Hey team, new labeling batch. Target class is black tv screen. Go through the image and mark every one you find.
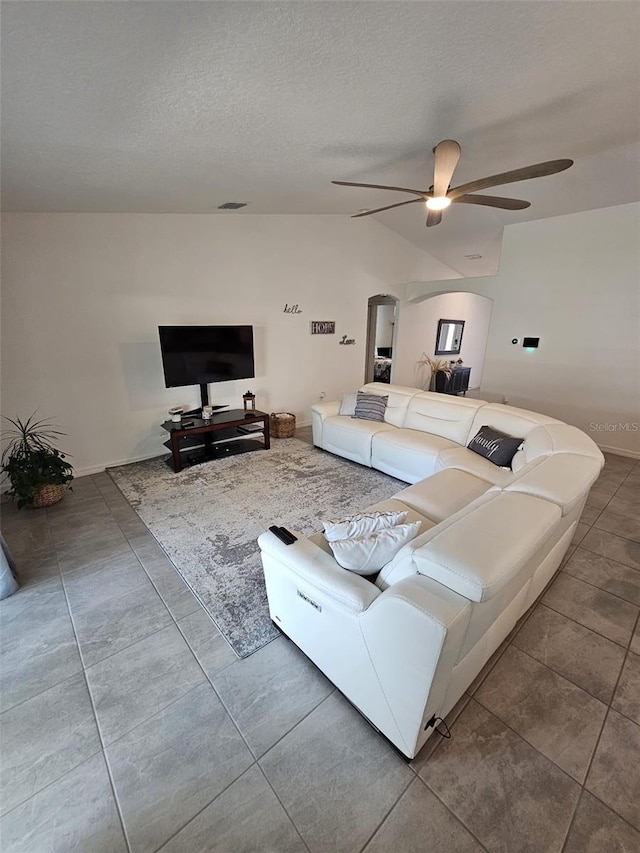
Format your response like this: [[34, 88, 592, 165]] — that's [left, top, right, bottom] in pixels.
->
[[158, 325, 255, 388]]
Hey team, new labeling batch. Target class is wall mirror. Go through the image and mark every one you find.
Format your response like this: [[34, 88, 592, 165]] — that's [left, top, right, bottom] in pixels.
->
[[435, 319, 465, 355]]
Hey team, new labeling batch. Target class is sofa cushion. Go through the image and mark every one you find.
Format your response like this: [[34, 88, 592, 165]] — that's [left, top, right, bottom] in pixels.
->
[[353, 391, 388, 422], [327, 521, 422, 575], [467, 425, 523, 468], [360, 382, 421, 428], [403, 392, 486, 444], [372, 429, 459, 484], [411, 492, 562, 602], [436, 446, 516, 487], [322, 415, 396, 467], [323, 509, 408, 542], [519, 423, 606, 466], [358, 497, 436, 537], [505, 453, 603, 516], [339, 392, 358, 416], [467, 403, 561, 449], [394, 469, 491, 524]]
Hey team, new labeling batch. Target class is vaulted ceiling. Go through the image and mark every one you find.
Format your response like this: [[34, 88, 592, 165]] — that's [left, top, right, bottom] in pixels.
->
[[2, 1, 639, 275]]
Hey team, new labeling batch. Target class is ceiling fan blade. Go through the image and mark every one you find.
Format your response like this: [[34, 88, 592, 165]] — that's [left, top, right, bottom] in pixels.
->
[[432, 139, 461, 198], [447, 159, 573, 200], [351, 198, 424, 217], [332, 180, 425, 197], [453, 194, 531, 210], [426, 209, 442, 227]]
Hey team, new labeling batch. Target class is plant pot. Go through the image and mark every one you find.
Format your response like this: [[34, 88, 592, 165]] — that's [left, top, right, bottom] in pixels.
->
[[31, 483, 67, 509], [434, 370, 447, 393]]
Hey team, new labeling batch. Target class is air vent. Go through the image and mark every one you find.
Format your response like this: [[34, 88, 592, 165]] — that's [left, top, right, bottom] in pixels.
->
[[464, 253, 483, 260], [217, 202, 248, 210]]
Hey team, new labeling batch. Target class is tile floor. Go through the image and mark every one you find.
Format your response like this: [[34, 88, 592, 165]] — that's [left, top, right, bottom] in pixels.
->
[[1, 440, 639, 852]]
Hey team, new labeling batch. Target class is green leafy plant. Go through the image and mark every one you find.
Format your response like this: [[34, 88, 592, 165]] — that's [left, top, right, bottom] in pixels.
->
[[1, 414, 73, 508]]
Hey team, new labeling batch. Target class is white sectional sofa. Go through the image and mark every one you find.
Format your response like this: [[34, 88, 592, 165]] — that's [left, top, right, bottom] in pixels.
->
[[258, 383, 604, 759]]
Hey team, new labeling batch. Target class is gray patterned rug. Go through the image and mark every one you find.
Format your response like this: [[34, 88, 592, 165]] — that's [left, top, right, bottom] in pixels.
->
[[108, 439, 403, 657]]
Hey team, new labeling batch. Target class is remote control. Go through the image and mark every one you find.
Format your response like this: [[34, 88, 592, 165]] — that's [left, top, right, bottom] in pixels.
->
[[269, 525, 297, 545], [181, 420, 195, 427], [279, 526, 297, 543]]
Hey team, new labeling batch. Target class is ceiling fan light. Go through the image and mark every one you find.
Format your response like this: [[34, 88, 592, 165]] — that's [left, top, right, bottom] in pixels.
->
[[426, 196, 451, 211]]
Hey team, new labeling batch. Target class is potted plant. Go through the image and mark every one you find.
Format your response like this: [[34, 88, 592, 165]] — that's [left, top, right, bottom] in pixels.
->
[[1, 414, 73, 508], [418, 353, 453, 391]]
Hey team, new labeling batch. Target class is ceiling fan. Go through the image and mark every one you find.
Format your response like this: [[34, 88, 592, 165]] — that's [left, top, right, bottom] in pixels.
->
[[332, 140, 573, 227]]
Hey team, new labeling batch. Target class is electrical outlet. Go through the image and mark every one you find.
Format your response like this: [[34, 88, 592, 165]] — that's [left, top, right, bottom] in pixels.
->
[[319, 391, 326, 400]]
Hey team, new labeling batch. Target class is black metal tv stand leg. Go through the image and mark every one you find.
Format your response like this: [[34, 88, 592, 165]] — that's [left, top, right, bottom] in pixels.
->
[[184, 384, 227, 417], [200, 383, 209, 409]]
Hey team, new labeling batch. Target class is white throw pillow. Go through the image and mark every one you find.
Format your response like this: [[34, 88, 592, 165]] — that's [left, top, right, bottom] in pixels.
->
[[339, 392, 358, 416], [328, 521, 422, 575], [323, 510, 408, 542]]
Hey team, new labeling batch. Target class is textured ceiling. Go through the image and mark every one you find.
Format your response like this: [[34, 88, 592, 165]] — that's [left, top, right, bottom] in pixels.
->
[[2, 1, 639, 273]]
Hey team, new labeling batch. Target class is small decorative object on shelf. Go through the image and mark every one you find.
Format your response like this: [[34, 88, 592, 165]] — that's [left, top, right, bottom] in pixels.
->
[[202, 405, 213, 420], [168, 406, 184, 423], [270, 412, 296, 438], [243, 391, 256, 411]]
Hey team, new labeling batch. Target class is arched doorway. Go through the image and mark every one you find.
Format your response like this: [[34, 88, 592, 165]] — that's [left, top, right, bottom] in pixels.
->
[[393, 291, 493, 392], [364, 294, 399, 384]]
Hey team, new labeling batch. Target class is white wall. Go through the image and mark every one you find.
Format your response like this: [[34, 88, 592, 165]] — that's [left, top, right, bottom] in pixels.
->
[[1, 213, 444, 473], [393, 292, 492, 390], [407, 203, 640, 457]]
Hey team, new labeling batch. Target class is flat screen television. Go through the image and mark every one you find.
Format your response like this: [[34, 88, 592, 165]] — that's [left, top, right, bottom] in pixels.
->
[[158, 325, 255, 389]]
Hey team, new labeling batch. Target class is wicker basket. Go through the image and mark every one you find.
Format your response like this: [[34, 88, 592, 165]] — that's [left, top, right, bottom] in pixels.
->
[[270, 412, 296, 439], [31, 483, 67, 509]]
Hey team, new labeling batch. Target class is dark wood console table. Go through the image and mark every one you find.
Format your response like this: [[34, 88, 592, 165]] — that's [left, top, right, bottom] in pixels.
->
[[435, 366, 471, 396], [161, 409, 270, 473]]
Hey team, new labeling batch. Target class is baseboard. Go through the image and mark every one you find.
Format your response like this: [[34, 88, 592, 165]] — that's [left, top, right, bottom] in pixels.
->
[[596, 443, 640, 460], [73, 451, 166, 478], [72, 425, 315, 478]]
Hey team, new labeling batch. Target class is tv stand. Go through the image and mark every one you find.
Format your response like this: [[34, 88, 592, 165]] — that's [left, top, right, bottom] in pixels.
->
[[161, 409, 270, 473]]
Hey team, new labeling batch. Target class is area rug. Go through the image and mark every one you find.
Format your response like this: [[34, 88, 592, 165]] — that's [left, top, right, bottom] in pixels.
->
[[108, 439, 403, 658]]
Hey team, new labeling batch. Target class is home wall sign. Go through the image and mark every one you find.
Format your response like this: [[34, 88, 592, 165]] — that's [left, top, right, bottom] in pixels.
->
[[283, 304, 303, 314], [339, 335, 356, 345], [310, 321, 336, 335]]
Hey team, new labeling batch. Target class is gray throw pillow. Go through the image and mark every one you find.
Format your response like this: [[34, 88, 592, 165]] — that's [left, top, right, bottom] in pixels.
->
[[467, 425, 523, 468], [352, 392, 388, 422]]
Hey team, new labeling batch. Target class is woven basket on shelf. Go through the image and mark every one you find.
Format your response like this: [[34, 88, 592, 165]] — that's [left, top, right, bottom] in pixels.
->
[[269, 412, 296, 439], [31, 483, 67, 509]]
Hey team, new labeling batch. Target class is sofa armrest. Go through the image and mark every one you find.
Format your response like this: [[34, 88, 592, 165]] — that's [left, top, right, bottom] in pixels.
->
[[258, 529, 380, 615], [311, 401, 340, 446], [361, 574, 472, 757]]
